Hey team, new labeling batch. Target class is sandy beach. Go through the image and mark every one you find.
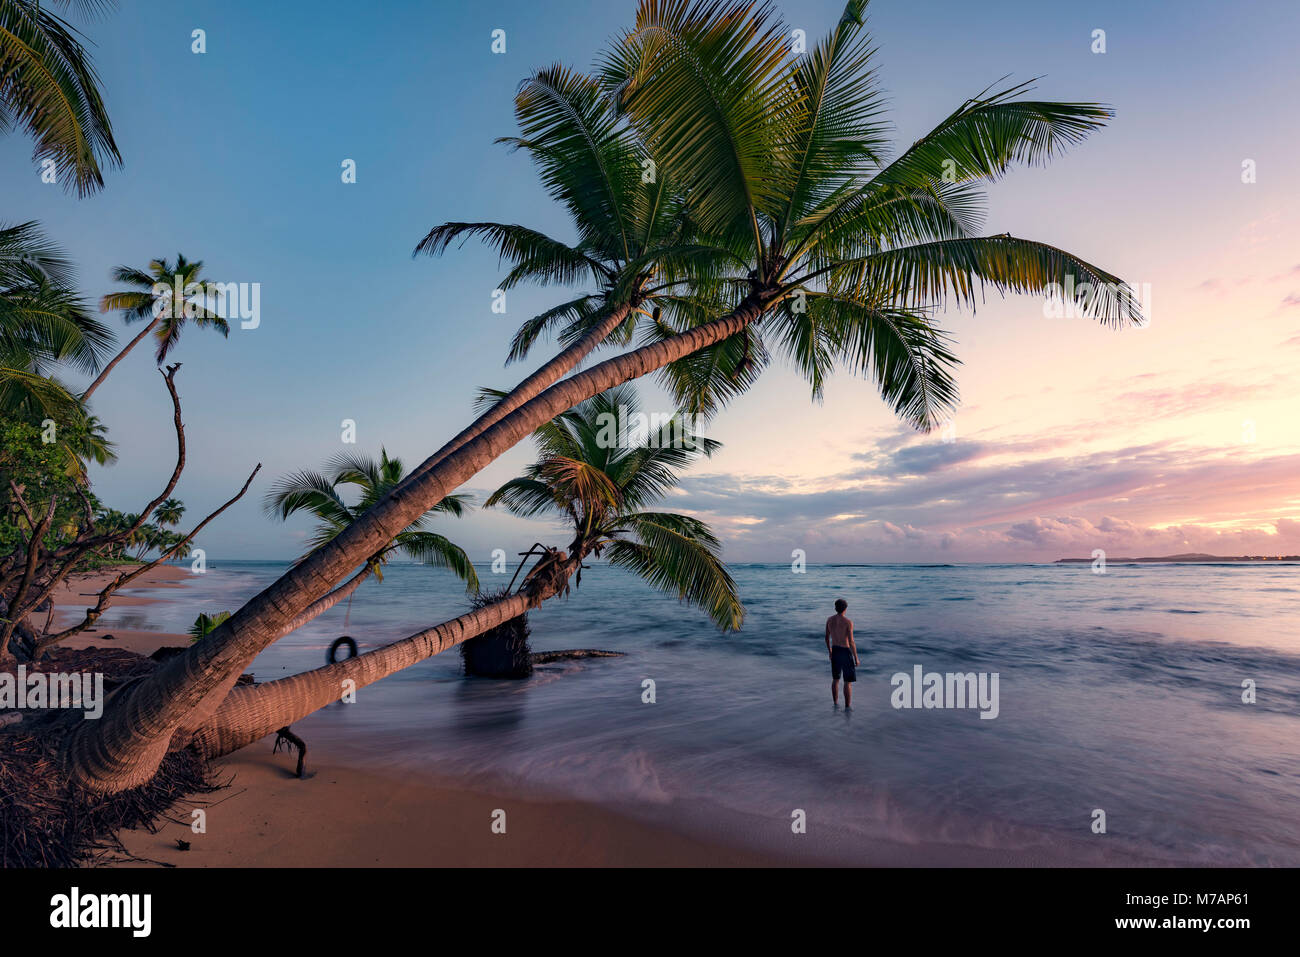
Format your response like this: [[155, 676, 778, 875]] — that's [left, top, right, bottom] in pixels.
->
[[49, 566, 799, 867], [51, 563, 196, 657]]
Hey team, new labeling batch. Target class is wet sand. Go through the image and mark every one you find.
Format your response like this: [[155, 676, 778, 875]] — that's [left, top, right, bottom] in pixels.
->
[[52, 563, 195, 656]]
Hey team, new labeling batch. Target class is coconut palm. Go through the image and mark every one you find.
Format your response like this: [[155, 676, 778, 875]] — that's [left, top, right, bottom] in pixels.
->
[[0, 0, 121, 195], [66, 0, 1144, 795], [154, 497, 184, 527], [264, 448, 479, 593], [82, 255, 230, 400], [410, 63, 747, 482], [188, 386, 737, 759], [485, 385, 742, 628], [0, 222, 113, 417], [599, 0, 1141, 427]]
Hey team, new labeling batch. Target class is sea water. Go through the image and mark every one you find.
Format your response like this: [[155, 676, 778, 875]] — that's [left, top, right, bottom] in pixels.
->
[[95, 560, 1300, 865]]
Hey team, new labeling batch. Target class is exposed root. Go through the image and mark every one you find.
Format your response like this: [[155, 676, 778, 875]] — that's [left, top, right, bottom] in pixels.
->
[[272, 726, 307, 778], [0, 645, 228, 867], [0, 725, 222, 868]]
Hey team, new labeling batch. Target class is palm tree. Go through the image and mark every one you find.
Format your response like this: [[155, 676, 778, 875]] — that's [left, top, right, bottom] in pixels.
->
[[188, 386, 738, 759], [82, 255, 230, 401], [66, 0, 1144, 795], [485, 385, 742, 628], [0, 0, 121, 195], [410, 63, 746, 482], [0, 222, 113, 417], [598, 0, 1141, 427], [265, 448, 479, 593], [154, 497, 184, 527]]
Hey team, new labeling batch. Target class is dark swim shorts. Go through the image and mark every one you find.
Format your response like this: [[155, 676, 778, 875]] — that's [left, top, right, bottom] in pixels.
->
[[830, 646, 856, 682]]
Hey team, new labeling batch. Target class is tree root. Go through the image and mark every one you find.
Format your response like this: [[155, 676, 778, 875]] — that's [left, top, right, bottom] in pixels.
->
[[273, 727, 307, 778]]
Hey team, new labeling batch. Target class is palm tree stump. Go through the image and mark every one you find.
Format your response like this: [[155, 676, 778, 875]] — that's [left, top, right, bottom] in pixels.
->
[[460, 591, 533, 679]]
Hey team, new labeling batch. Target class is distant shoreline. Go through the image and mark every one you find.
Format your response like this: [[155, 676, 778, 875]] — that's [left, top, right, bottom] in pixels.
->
[[1056, 552, 1300, 564]]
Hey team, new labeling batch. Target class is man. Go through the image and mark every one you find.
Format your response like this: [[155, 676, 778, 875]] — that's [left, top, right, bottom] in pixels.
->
[[825, 598, 859, 709]]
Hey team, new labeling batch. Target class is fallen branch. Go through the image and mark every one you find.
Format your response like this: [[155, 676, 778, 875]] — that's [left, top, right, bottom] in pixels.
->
[[35, 463, 262, 653]]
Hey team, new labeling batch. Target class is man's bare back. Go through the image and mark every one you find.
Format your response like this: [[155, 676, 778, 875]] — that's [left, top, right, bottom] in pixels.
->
[[825, 599, 858, 708], [826, 613, 854, 648]]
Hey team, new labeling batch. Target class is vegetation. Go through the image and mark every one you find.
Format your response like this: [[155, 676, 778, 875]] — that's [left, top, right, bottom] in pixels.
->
[[188, 611, 231, 643], [487, 384, 742, 628], [264, 448, 478, 592]]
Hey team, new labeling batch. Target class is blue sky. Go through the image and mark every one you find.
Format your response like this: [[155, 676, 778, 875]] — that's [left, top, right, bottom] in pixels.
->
[[4, 0, 1299, 562]]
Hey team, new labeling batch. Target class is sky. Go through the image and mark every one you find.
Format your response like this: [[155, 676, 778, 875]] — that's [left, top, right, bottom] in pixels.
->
[[4, 0, 1299, 564]]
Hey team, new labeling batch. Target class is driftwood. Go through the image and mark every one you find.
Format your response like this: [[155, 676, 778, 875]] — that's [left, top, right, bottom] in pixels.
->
[[530, 649, 625, 664]]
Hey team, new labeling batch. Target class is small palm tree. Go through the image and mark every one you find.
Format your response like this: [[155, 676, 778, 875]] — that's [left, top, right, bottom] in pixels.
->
[[189, 611, 231, 643], [154, 498, 185, 527], [83, 255, 230, 400], [265, 448, 479, 592], [486, 384, 743, 630]]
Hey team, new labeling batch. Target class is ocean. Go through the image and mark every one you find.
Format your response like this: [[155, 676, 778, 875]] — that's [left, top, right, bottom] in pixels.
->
[[96, 560, 1300, 865]]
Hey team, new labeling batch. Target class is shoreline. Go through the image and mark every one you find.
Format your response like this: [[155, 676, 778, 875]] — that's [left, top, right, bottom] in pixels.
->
[[51, 562, 196, 657], [47, 564, 1175, 868], [45, 566, 808, 867]]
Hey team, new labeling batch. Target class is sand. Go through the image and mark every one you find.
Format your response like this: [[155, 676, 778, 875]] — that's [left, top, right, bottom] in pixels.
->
[[113, 748, 798, 867], [51, 563, 195, 657]]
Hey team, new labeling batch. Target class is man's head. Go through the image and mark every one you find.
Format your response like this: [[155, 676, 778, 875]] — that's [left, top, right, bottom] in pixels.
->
[[834, 598, 847, 614]]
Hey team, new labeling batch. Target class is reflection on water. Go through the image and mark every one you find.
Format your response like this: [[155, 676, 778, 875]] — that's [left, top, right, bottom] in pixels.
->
[[105, 560, 1300, 864]]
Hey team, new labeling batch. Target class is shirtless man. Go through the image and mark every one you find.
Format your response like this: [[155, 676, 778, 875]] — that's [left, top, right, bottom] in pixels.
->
[[825, 598, 859, 709]]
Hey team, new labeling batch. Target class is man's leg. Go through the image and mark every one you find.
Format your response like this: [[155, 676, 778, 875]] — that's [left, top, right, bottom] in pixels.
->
[[831, 677, 839, 705], [844, 679, 852, 709]]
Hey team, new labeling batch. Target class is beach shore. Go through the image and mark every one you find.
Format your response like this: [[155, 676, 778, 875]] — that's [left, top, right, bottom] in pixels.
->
[[51, 563, 195, 657], [47, 564, 1162, 868], [47, 566, 798, 867]]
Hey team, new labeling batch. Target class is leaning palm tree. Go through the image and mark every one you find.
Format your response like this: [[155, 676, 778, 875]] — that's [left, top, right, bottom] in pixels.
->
[[81, 255, 230, 400], [0, 0, 121, 195], [66, 0, 1145, 795], [265, 447, 479, 593], [600, 0, 1141, 427], [188, 386, 738, 759]]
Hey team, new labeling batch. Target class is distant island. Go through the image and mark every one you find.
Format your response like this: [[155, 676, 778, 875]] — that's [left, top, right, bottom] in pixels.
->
[[1056, 552, 1300, 563]]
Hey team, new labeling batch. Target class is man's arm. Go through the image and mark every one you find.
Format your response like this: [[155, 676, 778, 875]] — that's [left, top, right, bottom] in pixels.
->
[[825, 619, 832, 657], [848, 621, 858, 665]]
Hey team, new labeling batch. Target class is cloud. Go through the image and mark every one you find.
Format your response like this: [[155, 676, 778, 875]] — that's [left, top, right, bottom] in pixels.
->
[[664, 434, 1300, 561]]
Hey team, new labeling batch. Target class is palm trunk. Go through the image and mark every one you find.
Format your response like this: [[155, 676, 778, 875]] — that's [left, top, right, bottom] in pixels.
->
[[274, 566, 371, 638], [408, 302, 633, 480], [81, 314, 162, 401], [190, 561, 575, 760], [65, 294, 769, 794]]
